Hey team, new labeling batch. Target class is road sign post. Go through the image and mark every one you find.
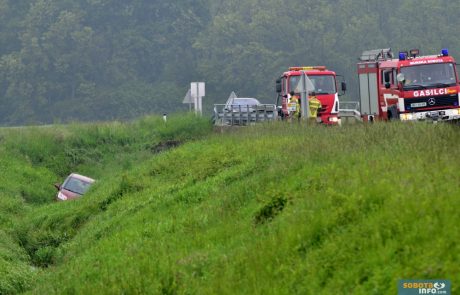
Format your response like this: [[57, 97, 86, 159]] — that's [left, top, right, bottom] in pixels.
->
[[191, 82, 205, 116], [300, 71, 310, 122]]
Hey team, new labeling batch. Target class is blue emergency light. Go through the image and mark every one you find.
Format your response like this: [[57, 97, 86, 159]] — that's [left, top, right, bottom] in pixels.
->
[[399, 52, 407, 61], [441, 48, 449, 56]]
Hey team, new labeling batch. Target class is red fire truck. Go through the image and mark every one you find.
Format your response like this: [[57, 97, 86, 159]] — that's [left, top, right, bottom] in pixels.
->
[[358, 48, 460, 122], [275, 66, 347, 124]]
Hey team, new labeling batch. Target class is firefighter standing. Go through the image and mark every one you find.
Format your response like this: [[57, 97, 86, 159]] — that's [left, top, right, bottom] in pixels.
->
[[289, 93, 301, 121], [289, 92, 322, 122], [308, 96, 322, 121]]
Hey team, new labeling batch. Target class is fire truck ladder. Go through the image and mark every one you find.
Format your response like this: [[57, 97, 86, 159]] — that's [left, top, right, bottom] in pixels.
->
[[339, 101, 362, 123], [359, 48, 393, 61]]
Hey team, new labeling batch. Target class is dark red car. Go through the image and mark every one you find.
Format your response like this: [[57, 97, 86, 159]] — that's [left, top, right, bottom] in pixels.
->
[[55, 173, 95, 201]]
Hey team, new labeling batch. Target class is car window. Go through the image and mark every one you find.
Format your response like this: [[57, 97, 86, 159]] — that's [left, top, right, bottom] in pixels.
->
[[63, 177, 92, 195]]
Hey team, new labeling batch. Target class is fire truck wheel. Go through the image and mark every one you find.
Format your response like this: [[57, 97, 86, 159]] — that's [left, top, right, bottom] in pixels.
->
[[388, 105, 400, 121], [278, 110, 285, 120]]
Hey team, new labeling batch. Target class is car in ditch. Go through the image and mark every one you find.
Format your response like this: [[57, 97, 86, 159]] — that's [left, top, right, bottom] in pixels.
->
[[54, 173, 95, 201]]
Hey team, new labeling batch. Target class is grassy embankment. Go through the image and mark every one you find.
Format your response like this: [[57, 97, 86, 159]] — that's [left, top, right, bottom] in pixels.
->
[[0, 116, 459, 294], [0, 114, 211, 294]]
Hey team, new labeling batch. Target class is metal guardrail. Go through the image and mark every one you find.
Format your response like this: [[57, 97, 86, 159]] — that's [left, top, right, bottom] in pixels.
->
[[339, 101, 360, 111], [339, 101, 362, 122], [212, 104, 278, 126]]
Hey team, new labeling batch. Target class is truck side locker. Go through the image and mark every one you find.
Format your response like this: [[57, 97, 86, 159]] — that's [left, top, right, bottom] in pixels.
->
[[358, 63, 379, 118]]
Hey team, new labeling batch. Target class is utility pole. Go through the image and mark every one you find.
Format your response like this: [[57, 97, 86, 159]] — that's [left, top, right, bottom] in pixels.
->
[[300, 71, 310, 122]]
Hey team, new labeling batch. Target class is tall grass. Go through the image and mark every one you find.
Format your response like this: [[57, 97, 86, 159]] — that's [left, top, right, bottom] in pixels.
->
[[0, 113, 211, 294], [1, 120, 459, 294]]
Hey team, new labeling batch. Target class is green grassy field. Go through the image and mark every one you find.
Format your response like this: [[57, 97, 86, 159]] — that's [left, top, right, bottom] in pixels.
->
[[0, 116, 458, 294]]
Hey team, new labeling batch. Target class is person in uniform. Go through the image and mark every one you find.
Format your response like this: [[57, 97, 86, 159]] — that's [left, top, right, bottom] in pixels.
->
[[289, 92, 301, 121]]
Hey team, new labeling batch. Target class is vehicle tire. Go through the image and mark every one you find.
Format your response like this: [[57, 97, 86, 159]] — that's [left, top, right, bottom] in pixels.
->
[[388, 105, 399, 121], [278, 110, 285, 121], [211, 114, 216, 125]]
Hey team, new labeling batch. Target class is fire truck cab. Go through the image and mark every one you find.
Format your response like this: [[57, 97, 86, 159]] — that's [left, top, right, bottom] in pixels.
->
[[275, 66, 346, 124], [358, 48, 460, 122]]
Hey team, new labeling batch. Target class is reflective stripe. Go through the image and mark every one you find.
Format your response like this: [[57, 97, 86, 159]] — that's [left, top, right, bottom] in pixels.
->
[[398, 97, 405, 112]]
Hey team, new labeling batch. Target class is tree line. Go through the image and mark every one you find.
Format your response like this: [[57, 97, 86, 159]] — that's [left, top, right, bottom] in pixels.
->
[[1, 0, 459, 125]]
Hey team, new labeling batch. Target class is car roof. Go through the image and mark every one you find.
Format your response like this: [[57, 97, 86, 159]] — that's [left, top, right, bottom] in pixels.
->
[[69, 173, 95, 183], [233, 97, 258, 100], [230, 98, 260, 103]]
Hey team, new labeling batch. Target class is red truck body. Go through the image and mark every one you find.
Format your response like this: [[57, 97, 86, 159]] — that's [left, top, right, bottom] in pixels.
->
[[358, 48, 460, 122], [276, 66, 343, 124]]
